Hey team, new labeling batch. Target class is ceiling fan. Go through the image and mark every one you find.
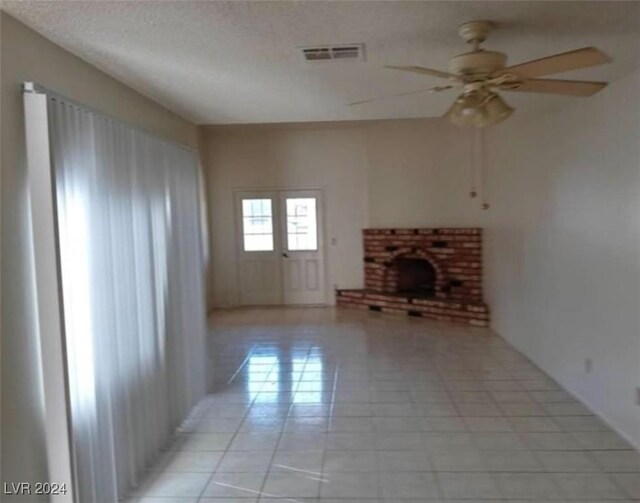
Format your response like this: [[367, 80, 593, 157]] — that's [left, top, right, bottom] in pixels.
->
[[350, 20, 611, 127]]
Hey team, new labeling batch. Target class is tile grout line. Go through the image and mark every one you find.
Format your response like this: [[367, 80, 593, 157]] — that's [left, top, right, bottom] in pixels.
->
[[318, 361, 341, 500], [255, 348, 310, 502], [195, 344, 265, 503]]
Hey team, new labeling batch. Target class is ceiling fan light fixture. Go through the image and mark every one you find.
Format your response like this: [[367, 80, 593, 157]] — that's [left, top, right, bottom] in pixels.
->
[[476, 93, 514, 127], [446, 92, 487, 127], [446, 91, 513, 128]]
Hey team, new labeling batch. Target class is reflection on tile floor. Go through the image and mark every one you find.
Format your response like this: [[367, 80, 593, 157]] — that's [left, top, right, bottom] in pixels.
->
[[130, 307, 639, 502]]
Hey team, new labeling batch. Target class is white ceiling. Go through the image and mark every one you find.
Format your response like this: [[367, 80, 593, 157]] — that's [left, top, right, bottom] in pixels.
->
[[4, 1, 639, 124]]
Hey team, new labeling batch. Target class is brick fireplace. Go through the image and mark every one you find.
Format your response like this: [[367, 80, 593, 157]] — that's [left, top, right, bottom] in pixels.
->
[[336, 228, 489, 326]]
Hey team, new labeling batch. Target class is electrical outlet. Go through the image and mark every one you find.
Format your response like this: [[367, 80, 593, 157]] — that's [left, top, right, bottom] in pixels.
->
[[584, 358, 592, 373]]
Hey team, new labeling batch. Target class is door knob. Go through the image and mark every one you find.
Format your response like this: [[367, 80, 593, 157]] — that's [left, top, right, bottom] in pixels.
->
[[282, 252, 289, 258]]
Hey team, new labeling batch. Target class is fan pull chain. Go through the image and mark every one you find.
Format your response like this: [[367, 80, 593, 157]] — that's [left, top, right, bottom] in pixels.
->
[[469, 129, 478, 199], [477, 127, 490, 210]]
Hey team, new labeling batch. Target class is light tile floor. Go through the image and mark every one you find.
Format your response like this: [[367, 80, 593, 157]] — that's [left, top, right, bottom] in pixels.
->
[[131, 307, 639, 502]]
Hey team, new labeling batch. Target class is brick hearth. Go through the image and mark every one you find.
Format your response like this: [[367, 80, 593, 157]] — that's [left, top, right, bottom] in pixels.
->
[[336, 228, 490, 327]]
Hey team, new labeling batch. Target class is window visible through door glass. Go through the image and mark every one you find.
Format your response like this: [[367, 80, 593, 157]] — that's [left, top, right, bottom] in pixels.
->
[[242, 199, 274, 251], [286, 198, 317, 251]]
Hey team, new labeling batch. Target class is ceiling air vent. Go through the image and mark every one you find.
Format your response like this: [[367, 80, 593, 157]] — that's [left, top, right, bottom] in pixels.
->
[[300, 44, 365, 62]]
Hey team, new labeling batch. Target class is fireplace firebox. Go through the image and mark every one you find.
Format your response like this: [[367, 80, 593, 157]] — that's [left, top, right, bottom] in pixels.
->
[[393, 257, 436, 297]]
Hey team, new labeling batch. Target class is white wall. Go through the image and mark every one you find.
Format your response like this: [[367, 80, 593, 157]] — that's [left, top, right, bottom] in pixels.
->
[[1, 13, 198, 497], [485, 70, 640, 448], [366, 120, 476, 228]]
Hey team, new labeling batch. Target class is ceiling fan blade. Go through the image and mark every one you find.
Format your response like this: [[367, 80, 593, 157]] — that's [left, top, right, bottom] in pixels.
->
[[348, 85, 453, 106], [500, 47, 611, 79], [505, 78, 608, 96], [385, 65, 459, 80]]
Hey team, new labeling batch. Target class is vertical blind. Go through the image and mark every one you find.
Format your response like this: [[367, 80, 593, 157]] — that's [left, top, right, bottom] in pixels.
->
[[48, 97, 206, 502]]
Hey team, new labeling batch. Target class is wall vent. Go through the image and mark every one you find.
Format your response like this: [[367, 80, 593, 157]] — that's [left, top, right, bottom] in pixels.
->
[[299, 44, 365, 62]]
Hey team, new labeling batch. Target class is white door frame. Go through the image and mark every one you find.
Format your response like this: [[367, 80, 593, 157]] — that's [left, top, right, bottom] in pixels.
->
[[233, 187, 330, 306]]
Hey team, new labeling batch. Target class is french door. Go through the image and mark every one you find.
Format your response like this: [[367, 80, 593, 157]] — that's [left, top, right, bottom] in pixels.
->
[[236, 189, 326, 305]]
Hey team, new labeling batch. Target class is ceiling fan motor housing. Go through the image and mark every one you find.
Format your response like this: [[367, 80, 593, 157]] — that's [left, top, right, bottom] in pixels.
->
[[458, 20, 495, 44], [448, 50, 508, 78]]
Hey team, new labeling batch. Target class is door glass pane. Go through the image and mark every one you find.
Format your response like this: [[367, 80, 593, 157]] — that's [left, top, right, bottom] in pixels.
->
[[286, 198, 317, 251], [242, 199, 273, 251]]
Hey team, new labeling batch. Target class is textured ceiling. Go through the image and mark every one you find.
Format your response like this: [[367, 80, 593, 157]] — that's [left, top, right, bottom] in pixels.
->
[[3, 1, 639, 124]]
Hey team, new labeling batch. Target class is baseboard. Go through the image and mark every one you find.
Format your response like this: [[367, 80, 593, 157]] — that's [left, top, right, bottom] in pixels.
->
[[495, 329, 639, 452]]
